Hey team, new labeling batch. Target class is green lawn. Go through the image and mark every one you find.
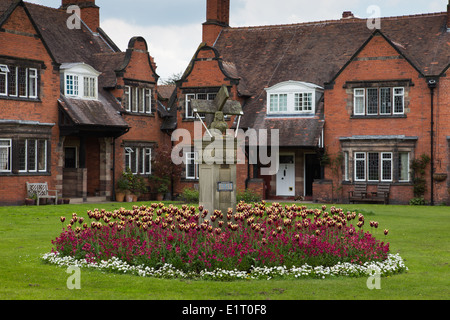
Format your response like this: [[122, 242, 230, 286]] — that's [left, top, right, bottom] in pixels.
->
[[0, 201, 449, 300]]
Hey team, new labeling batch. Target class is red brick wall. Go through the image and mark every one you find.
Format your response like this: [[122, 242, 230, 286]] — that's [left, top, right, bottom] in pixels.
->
[[322, 33, 436, 204], [0, 5, 62, 205]]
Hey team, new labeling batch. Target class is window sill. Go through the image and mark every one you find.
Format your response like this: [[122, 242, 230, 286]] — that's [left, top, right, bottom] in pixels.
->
[[0, 96, 41, 103], [122, 112, 155, 117], [342, 181, 412, 186], [0, 172, 51, 177], [351, 114, 406, 119]]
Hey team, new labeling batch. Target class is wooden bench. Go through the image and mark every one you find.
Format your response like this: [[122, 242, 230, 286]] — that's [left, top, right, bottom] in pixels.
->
[[369, 184, 390, 205], [348, 183, 368, 204], [26, 182, 59, 206]]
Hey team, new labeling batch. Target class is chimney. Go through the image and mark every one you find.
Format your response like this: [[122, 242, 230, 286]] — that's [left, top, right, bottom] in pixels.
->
[[447, 0, 450, 30], [203, 0, 230, 46], [342, 11, 354, 19], [60, 0, 100, 32]]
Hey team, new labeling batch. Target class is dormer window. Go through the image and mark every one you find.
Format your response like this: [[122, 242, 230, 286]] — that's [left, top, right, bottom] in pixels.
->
[[61, 63, 100, 100], [265, 81, 322, 115]]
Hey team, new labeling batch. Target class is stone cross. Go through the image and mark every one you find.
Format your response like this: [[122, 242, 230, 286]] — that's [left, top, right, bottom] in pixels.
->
[[191, 85, 243, 135]]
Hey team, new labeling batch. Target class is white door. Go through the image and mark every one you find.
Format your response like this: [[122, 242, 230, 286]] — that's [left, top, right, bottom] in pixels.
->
[[276, 154, 295, 196]]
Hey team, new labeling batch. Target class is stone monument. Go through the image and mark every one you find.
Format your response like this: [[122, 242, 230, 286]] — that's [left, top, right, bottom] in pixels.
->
[[191, 85, 243, 221]]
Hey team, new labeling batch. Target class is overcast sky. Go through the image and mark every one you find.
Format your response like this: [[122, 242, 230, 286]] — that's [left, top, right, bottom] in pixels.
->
[[27, 0, 447, 83]]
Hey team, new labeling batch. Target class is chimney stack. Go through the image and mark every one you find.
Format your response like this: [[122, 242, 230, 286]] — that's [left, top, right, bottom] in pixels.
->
[[60, 0, 100, 32], [203, 0, 230, 46], [447, 0, 450, 30], [342, 11, 354, 19]]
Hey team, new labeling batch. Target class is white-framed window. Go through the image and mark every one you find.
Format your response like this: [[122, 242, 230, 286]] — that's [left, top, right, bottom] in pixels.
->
[[28, 68, 38, 98], [354, 152, 393, 182], [0, 65, 8, 96], [83, 76, 96, 99], [124, 86, 152, 114], [18, 139, 48, 173], [0, 139, 12, 173], [269, 93, 288, 112], [354, 89, 365, 115], [0, 64, 38, 99], [61, 63, 100, 100], [353, 87, 404, 116], [185, 151, 199, 179], [266, 81, 322, 115], [185, 92, 216, 119], [393, 87, 405, 114], [381, 152, 393, 181], [355, 152, 366, 181], [343, 151, 349, 181], [125, 146, 152, 175], [65, 74, 79, 96], [398, 152, 410, 182]]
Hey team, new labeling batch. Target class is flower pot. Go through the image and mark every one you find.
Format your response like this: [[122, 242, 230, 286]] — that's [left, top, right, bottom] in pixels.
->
[[132, 194, 138, 202], [126, 194, 134, 202], [63, 198, 70, 204], [25, 198, 36, 206], [115, 192, 125, 202], [156, 193, 164, 201], [433, 173, 447, 182]]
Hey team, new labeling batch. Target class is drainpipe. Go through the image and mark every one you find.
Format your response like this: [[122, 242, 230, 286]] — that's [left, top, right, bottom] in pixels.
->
[[427, 78, 437, 206], [112, 137, 116, 201]]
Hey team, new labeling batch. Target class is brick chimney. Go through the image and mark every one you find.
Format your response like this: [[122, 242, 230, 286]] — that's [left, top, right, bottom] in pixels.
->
[[203, 0, 230, 46], [447, 0, 450, 30], [60, 0, 100, 32], [342, 11, 354, 19]]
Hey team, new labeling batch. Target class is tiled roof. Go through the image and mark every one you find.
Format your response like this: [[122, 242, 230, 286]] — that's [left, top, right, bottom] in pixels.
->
[[214, 12, 450, 146]]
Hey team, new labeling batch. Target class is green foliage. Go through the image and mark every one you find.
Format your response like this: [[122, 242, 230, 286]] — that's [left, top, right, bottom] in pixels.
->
[[411, 154, 430, 198], [237, 189, 261, 203], [409, 197, 427, 206], [180, 187, 199, 203]]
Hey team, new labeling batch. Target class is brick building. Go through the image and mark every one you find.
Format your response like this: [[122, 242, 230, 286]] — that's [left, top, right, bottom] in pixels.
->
[[0, 0, 169, 205], [168, 0, 449, 205], [1, 0, 449, 206]]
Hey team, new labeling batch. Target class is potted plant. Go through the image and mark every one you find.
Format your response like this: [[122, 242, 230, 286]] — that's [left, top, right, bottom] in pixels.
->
[[116, 174, 130, 202], [25, 194, 37, 206], [131, 174, 147, 201]]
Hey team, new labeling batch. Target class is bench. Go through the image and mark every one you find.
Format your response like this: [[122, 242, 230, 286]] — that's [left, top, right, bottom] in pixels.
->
[[348, 183, 368, 204], [349, 183, 390, 204], [26, 182, 59, 206], [369, 184, 390, 205]]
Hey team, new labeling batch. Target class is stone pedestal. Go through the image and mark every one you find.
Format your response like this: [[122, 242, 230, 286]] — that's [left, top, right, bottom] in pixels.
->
[[196, 136, 238, 219]]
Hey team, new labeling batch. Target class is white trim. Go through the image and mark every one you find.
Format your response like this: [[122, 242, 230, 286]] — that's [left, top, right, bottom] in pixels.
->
[[354, 152, 366, 181], [0, 139, 12, 173], [354, 88, 365, 115], [381, 152, 393, 182], [393, 87, 405, 114]]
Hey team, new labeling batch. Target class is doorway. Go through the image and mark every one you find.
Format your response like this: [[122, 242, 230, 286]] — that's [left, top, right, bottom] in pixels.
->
[[304, 153, 322, 197], [276, 154, 295, 196]]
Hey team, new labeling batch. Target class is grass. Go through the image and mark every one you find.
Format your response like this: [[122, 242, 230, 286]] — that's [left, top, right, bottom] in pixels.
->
[[0, 201, 449, 300]]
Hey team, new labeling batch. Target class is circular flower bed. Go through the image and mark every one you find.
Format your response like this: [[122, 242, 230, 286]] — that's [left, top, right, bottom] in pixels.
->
[[43, 202, 407, 280]]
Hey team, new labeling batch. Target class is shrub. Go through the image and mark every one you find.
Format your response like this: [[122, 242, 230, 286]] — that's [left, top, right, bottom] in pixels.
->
[[409, 197, 427, 206], [237, 189, 261, 203], [180, 188, 199, 203]]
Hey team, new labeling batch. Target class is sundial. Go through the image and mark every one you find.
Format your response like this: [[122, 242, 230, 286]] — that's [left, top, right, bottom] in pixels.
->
[[191, 85, 243, 136]]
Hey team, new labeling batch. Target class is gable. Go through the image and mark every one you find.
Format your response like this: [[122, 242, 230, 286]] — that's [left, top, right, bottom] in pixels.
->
[[326, 30, 425, 88], [1, 4, 36, 36], [179, 44, 240, 88]]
